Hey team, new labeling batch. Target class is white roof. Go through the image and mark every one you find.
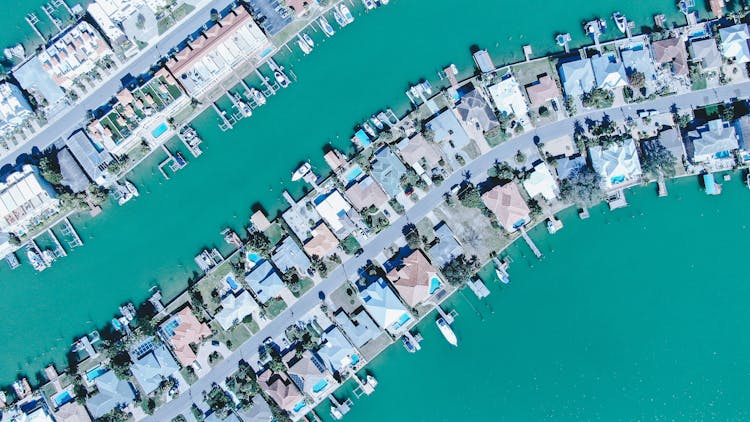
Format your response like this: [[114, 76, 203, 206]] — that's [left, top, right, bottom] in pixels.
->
[[358, 278, 410, 332], [314, 190, 351, 232], [522, 162, 559, 200], [215, 290, 259, 330], [720, 24, 750, 63], [592, 55, 628, 89], [488, 75, 528, 118], [589, 138, 642, 190]]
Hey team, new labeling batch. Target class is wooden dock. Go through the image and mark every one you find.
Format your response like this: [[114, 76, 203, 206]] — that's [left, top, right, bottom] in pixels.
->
[[520, 227, 542, 259], [657, 173, 668, 197]]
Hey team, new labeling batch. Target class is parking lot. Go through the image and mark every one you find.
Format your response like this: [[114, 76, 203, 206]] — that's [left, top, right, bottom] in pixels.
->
[[246, 0, 293, 35]]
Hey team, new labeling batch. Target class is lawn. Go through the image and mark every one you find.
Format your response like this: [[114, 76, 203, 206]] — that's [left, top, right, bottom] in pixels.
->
[[340, 234, 361, 255], [194, 262, 235, 314], [158, 4, 196, 35], [179, 367, 198, 385], [292, 278, 313, 298], [511, 58, 556, 86], [264, 223, 285, 246], [209, 320, 252, 351], [265, 297, 287, 318]]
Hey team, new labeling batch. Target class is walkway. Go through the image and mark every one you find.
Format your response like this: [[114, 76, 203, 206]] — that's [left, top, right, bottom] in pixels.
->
[[146, 82, 750, 421]]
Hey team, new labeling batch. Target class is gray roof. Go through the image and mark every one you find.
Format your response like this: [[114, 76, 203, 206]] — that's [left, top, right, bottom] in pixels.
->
[[425, 109, 471, 150], [85, 370, 135, 418], [237, 395, 273, 422], [57, 147, 89, 193], [272, 236, 311, 275], [66, 129, 112, 184], [554, 155, 587, 180], [591, 54, 628, 89], [690, 38, 722, 70], [559, 58, 596, 97], [334, 309, 381, 348], [315, 327, 356, 374], [733, 115, 750, 150], [245, 259, 285, 303], [204, 413, 241, 422], [686, 119, 739, 161], [621, 48, 656, 84], [656, 127, 686, 160], [130, 342, 180, 395], [370, 146, 407, 198], [429, 222, 464, 267], [454, 88, 500, 132], [14, 56, 65, 105]]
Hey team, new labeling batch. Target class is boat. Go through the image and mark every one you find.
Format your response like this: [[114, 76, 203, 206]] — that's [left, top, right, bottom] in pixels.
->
[[495, 268, 510, 284], [420, 80, 433, 95], [401, 336, 416, 352], [338, 4, 354, 23], [362, 0, 376, 10], [125, 180, 139, 197], [547, 220, 557, 234], [302, 32, 314, 48], [333, 8, 347, 27], [369, 115, 384, 130], [274, 70, 289, 88], [331, 407, 343, 420], [612, 12, 627, 34], [362, 121, 377, 138], [436, 317, 458, 346], [119, 304, 134, 322], [117, 185, 133, 206], [249, 88, 266, 106], [3, 44, 24, 60], [41, 249, 56, 265], [746, 172, 750, 189], [380, 0, 389, 4], [297, 37, 312, 55], [366, 374, 378, 388], [234, 93, 253, 117], [27, 248, 46, 272], [292, 162, 312, 181], [319, 16, 335, 37], [5, 253, 19, 270]]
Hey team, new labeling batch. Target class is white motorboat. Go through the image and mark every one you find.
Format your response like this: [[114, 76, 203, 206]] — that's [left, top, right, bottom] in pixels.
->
[[421, 80, 433, 95], [319, 16, 336, 37], [234, 93, 253, 117], [370, 115, 384, 130], [302, 32, 314, 48], [436, 317, 458, 346], [41, 249, 56, 265], [366, 374, 378, 388], [495, 268, 510, 284], [297, 37, 312, 55], [612, 12, 627, 34], [333, 8, 347, 27], [292, 162, 311, 181], [380, 0, 389, 4], [125, 180, 139, 197], [338, 4, 355, 23], [117, 183, 133, 206], [27, 248, 46, 272], [331, 406, 343, 420], [250, 88, 266, 106], [362, 121, 377, 138], [274, 70, 289, 88]]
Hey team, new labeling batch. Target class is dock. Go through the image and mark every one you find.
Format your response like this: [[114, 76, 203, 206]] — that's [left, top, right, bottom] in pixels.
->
[[467, 277, 491, 299], [212, 102, 235, 131], [255, 68, 279, 96], [178, 126, 203, 158], [352, 374, 375, 397], [556, 33, 572, 53], [578, 207, 590, 220], [657, 172, 668, 197], [522, 44, 533, 61], [158, 145, 187, 180], [607, 188, 628, 210], [5, 253, 19, 269], [519, 227, 542, 259], [58, 217, 83, 249], [46, 228, 67, 257], [546, 216, 563, 234], [402, 330, 422, 352], [440, 64, 459, 87], [434, 304, 458, 324], [329, 394, 352, 420], [25, 13, 45, 42]]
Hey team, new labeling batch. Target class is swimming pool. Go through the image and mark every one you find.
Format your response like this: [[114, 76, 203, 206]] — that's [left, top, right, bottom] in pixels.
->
[[225, 274, 239, 290], [610, 175, 626, 185], [162, 319, 180, 337], [293, 400, 307, 412], [53, 390, 73, 407], [151, 123, 168, 138], [714, 150, 731, 159], [393, 313, 411, 329], [86, 367, 107, 382], [429, 276, 441, 294], [312, 379, 329, 393], [344, 166, 363, 183], [350, 354, 360, 366]]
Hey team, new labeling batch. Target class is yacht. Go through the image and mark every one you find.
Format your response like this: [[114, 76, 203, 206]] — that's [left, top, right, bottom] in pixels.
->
[[362, 0, 376, 10], [302, 32, 315, 48], [274, 70, 289, 88], [319, 16, 336, 37], [297, 37, 312, 55], [366, 374, 378, 388], [250, 88, 266, 106], [331, 406, 343, 420], [436, 317, 458, 346], [234, 93, 253, 117], [41, 249, 56, 265], [338, 4, 355, 23], [125, 180, 139, 197], [362, 121, 377, 138], [370, 115, 384, 130], [612, 12, 627, 34], [495, 268, 510, 284], [380, 0, 389, 4], [333, 8, 347, 27], [27, 248, 46, 272], [291, 162, 312, 181], [116, 183, 133, 206]]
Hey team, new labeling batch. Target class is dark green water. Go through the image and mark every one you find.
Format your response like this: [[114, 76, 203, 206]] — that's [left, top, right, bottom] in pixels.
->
[[0, 0, 717, 387], [317, 176, 750, 420]]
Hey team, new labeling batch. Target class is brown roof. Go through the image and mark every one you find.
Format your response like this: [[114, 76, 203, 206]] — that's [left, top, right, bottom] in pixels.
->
[[250, 210, 271, 231], [303, 223, 339, 258], [525, 74, 561, 107], [710, 0, 725, 17], [54, 402, 92, 422], [398, 134, 442, 169], [386, 249, 438, 307], [115, 89, 134, 105], [652, 38, 688, 76], [167, 307, 212, 366], [324, 149, 346, 171], [345, 176, 389, 211], [481, 183, 531, 232], [259, 371, 303, 412]]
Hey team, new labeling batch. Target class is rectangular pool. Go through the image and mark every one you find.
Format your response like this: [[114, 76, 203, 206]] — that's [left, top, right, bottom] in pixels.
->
[[151, 123, 168, 138]]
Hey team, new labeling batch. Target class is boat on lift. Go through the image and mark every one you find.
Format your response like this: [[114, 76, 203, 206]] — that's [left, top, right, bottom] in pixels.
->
[[436, 317, 458, 346], [362, 121, 377, 138], [369, 115, 384, 130], [297, 36, 312, 55], [612, 12, 627, 34], [291, 162, 312, 181], [274, 70, 289, 88], [249, 88, 266, 106], [366, 374, 378, 388], [331, 406, 343, 420], [338, 3, 355, 23], [420, 80, 433, 95], [319, 16, 335, 37], [235, 93, 253, 117], [362, 0, 376, 10], [302, 32, 314, 48], [402, 336, 416, 352], [27, 248, 46, 272], [333, 8, 347, 27]]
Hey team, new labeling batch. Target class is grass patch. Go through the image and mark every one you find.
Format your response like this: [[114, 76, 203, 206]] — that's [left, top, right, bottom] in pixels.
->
[[180, 367, 198, 385], [265, 297, 287, 318], [691, 77, 707, 91], [210, 320, 251, 351], [511, 58, 556, 86], [158, 4, 196, 35], [340, 234, 361, 255], [194, 262, 235, 314], [264, 223, 285, 246], [292, 278, 313, 298]]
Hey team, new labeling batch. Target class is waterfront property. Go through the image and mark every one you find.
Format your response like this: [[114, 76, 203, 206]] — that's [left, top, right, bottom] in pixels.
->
[[524, 74, 561, 108], [386, 249, 441, 308], [344, 176, 389, 212], [522, 161, 559, 201], [454, 85, 500, 135], [554, 154, 587, 180], [159, 306, 212, 367], [396, 133, 443, 175], [214, 290, 259, 330], [370, 146, 408, 198], [473, 49, 495, 74], [334, 309, 381, 349], [272, 236, 312, 276], [258, 371, 304, 415], [488, 73, 529, 119], [358, 277, 412, 335], [719, 24, 750, 63], [129, 340, 180, 395], [592, 54, 628, 90], [482, 182, 531, 232], [429, 221, 464, 268], [690, 38, 723, 71], [302, 223, 340, 260], [84, 370, 136, 419], [559, 57, 596, 97], [316, 327, 360, 375], [58, 129, 113, 188], [0, 82, 33, 138], [314, 189, 356, 237], [643, 127, 687, 163], [286, 351, 334, 399], [425, 108, 472, 158], [686, 119, 739, 164], [621, 47, 657, 93], [0, 165, 59, 236], [651, 37, 689, 76], [244, 259, 286, 304], [589, 138, 643, 190]]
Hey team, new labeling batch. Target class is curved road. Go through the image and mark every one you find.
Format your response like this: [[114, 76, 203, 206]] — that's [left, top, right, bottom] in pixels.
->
[[146, 80, 750, 421]]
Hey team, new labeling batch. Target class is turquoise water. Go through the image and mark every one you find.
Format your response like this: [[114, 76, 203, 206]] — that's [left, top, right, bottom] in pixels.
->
[[0, 0, 714, 386]]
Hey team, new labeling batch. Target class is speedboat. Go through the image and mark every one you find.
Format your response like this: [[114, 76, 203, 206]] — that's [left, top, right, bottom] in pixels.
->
[[117, 185, 133, 206], [370, 115, 384, 130], [302, 32, 314, 48], [612, 12, 627, 34], [380, 0, 389, 4], [250, 88, 266, 106], [274, 70, 289, 88], [41, 249, 56, 265], [319, 16, 335, 37], [291, 162, 311, 181], [362, 0, 376, 10], [436, 317, 458, 346], [338, 4, 354, 23], [362, 121, 377, 138], [333, 8, 347, 27], [297, 37, 311, 55], [402, 336, 416, 352], [237, 96, 252, 117], [421, 80, 433, 95], [495, 268, 510, 284], [27, 248, 46, 272], [125, 180, 139, 197], [366, 374, 378, 388]]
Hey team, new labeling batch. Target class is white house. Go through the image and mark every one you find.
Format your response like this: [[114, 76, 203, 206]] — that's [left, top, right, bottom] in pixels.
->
[[719, 24, 750, 63], [591, 54, 628, 90], [0, 165, 58, 234], [589, 138, 643, 191], [522, 162, 559, 201], [0, 83, 33, 138], [559, 58, 595, 97], [687, 119, 739, 163], [214, 290, 258, 330], [488, 74, 528, 118], [358, 278, 411, 335]]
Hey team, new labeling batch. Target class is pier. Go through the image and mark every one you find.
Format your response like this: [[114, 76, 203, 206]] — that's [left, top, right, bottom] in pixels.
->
[[433, 304, 458, 324], [178, 126, 203, 158], [352, 374, 375, 397], [402, 330, 422, 352], [25, 13, 45, 42], [46, 228, 67, 257], [5, 253, 20, 270], [657, 172, 668, 197], [212, 102, 235, 131], [255, 68, 278, 96], [467, 277, 491, 299], [520, 227, 542, 259], [158, 145, 187, 180], [59, 217, 83, 249], [522, 45, 533, 61], [607, 188, 628, 210], [329, 394, 352, 420]]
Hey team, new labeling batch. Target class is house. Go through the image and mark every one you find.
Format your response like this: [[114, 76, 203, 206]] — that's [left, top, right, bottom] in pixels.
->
[[559, 58, 596, 97], [334, 309, 381, 348], [733, 115, 750, 160], [428, 222, 464, 267], [65, 129, 113, 185], [455, 87, 500, 132], [591, 54, 628, 90], [473, 49, 495, 73], [0, 165, 59, 234], [690, 38, 723, 70], [386, 249, 440, 308], [370, 146, 408, 198], [272, 236, 311, 276], [686, 119, 739, 163], [525, 74, 561, 108], [313, 190, 354, 235], [57, 148, 90, 193], [37, 21, 112, 90], [651, 38, 689, 76], [85, 371, 135, 419], [14, 56, 66, 109], [287, 351, 333, 398], [0, 82, 32, 137], [620, 48, 657, 89], [323, 149, 346, 171], [344, 176, 389, 211], [554, 154, 587, 180], [396, 134, 442, 174], [159, 306, 211, 367], [53, 401, 92, 422], [236, 395, 273, 422], [358, 278, 412, 334], [488, 74, 528, 118], [481, 183, 531, 232], [719, 24, 750, 63], [258, 371, 305, 414], [316, 327, 359, 374], [130, 341, 180, 395], [588, 138, 643, 190], [302, 223, 339, 259], [245, 260, 285, 303], [214, 290, 258, 330], [426, 109, 472, 153], [643, 127, 686, 163], [522, 162, 559, 201]]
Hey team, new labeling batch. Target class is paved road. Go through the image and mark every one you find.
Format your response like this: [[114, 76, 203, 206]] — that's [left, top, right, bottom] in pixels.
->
[[0, 0, 237, 171], [146, 80, 750, 421]]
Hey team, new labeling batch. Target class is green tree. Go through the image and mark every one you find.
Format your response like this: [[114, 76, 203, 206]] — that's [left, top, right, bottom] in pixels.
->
[[247, 230, 272, 256], [641, 142, 677, 178], [39, 155, 62, 185], [205, 386, 232, 419], [559, 166, 603, 208], [582, 88, 614, 109], [514, 149, 526, 164], [628, 71, 646, 90], [404, 224, 422, 250], [441, 254, 480, 287], [457, 184, 482, 209]]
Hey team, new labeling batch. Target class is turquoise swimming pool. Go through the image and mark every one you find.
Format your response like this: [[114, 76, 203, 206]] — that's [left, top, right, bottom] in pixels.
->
[[53, 390, 73, 407], [293, 400, 306, 412], [86, 367, 107, 382], [350, 353, 360, 366], [610, 175, 626, 185], [344, 166, 363, 183], [429, 276, 441, 294], [393, 313, 411, 329], [151, 123, 168, 138], [312, 379, 329, 393]]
